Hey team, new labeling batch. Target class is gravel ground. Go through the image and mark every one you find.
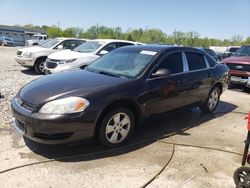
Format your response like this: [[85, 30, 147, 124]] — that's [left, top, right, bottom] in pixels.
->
[[0, 46, 40, 130]]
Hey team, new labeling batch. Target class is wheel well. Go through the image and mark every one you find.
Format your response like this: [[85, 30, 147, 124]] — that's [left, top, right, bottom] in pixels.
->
[[34, 56, 47, 67], [94, 99, 141, 136], [212, 82, 223, 94]]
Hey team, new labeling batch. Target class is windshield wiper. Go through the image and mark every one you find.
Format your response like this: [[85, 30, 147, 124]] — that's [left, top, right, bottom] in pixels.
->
[[98, 71, 121, 78]]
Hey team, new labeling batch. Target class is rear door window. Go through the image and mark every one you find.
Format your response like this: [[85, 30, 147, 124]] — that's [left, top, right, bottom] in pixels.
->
[[185, 52, 207, 71], [101, 43, 118, 52], [119, 42, 134, 47]]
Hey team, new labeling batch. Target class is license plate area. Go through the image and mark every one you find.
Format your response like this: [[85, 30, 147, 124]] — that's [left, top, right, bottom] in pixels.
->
[[230, 76, 242, 81]]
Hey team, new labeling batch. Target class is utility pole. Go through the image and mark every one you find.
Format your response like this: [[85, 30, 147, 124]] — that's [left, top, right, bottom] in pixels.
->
[[96, 22, 99, 39], [57, 21, 60, 37]]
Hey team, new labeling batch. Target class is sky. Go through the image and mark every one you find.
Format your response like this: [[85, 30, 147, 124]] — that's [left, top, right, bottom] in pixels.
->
[[0, 0, 250, 40]]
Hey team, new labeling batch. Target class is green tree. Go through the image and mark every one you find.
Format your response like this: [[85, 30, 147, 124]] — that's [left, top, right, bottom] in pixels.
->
[[47, 25, 62, 38]]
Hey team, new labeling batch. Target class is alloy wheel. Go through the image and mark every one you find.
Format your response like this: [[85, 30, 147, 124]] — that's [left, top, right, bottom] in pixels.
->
[[105, 112, 131, 144], [208, 89, 219, 111]]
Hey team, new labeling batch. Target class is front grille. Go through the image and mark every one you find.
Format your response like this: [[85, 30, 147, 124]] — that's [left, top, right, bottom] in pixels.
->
[[16, 51, 22, 56], [46, 61, 58, 69], [34, 132, 73, 140], [227, 63, 250, 72], [16, 120, 25, 132]]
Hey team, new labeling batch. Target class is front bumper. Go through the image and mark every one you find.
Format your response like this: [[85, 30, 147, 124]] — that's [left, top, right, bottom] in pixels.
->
[[229, 70, 250, 88], [11, 98, 96, 144], [15, 56, 34, 67]]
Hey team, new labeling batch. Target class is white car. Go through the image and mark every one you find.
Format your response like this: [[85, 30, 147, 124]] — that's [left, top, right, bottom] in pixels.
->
[[15, 38, 87, 74], [25, 34, 48, 46], [45, 39, 143, 74]]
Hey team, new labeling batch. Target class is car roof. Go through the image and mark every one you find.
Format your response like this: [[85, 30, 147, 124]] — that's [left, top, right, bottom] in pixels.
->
[[119, 45, 202, 53], [55, 37, 88, 41], [92, 39, 137, 44]]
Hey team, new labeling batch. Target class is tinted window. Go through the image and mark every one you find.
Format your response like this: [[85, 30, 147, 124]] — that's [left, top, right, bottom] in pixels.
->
[[102, 43, 118, 52], [206, 56, 216, 67], [186, 52, 206, 71], [119, 42, 134, 47], [204, 48, 216, 56], [229, 47, 239, 53], [158, 52, 183, 74], [234, 46, 250, 56], [76, 40, 85, 46], [58, 40, 79, 50]]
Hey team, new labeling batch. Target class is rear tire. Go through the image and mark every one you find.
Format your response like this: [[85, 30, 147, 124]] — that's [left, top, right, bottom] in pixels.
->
[[98, 108, 135, 147], [34, 58, 46, 74], [199, 86, 221, 113]]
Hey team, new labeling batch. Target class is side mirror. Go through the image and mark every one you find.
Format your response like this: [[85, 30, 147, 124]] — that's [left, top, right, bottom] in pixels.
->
[[152, 68, 170, 77], [99, 50, 109, 56], [57, 44, 63, 50]]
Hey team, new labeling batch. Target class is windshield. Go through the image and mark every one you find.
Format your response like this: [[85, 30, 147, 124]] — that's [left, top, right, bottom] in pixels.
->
[[4, 37, 12, 41], [87, 49, 157, 79], [40, 39, 60, 48], [234, 46, 250, 56], [74, 41, 104, 53]]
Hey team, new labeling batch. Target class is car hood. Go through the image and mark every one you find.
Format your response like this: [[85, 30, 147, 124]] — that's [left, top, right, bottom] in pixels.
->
[[48, 50, 96, 60], [20, 46, 49, 53], [222, 56, 250, 65], [20, 70, 129, 106]]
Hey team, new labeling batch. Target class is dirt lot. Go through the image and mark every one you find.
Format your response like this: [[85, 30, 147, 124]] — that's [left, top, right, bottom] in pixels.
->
[[0, 46, 250, 188]]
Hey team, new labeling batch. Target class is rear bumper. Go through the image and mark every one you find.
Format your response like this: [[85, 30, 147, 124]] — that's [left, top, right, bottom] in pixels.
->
[[11, 98, 97, 144], [15, 56, 34, 67]]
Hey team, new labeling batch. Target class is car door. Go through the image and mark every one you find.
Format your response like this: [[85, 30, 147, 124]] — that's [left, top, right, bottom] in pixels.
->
[[143, 51, 189, 115], [184, 51, 212, 104]]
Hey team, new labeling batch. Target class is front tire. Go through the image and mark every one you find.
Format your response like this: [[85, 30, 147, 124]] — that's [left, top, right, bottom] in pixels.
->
[[34, 58, 46, 74], [199, 86, 221, 113], [98, 108, 135, 147]]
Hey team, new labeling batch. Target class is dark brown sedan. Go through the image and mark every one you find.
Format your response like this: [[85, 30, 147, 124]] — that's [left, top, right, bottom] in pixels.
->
[[11, 45, 229, 147]]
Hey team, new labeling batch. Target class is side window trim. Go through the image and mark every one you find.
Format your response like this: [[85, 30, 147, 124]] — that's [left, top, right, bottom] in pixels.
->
[[182, 51, 189, 72], [204, 56, 210, 68]]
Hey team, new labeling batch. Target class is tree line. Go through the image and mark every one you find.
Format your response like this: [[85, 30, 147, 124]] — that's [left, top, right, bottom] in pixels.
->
[[19, 24, 250, 47]]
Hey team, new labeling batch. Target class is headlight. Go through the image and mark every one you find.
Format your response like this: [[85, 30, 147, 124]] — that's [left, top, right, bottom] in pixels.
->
[[22, 52, 32, 58], [58, 59, 76, 64], [39, 97, 89, 114]]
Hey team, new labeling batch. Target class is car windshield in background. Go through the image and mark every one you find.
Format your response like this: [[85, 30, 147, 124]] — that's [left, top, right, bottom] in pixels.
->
[[74, 41, 104, 53], [87, 49, 157, 78], [234, 46, 250, 56], [31, 36, 39, 40], [40, 39, 60, 48], [4, 38, 12, 41]]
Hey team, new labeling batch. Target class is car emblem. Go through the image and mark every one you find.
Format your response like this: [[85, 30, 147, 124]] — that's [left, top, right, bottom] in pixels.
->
[[235, 65, 243, 69]]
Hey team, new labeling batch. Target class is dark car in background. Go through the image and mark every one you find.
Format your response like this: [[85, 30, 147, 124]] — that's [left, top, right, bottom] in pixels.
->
[[198, 47, 219, 61], [222, 45, 250, 88], [218, 46, 240, 61], [11, 46, 229, 147], [0, 36, 15, 46]]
